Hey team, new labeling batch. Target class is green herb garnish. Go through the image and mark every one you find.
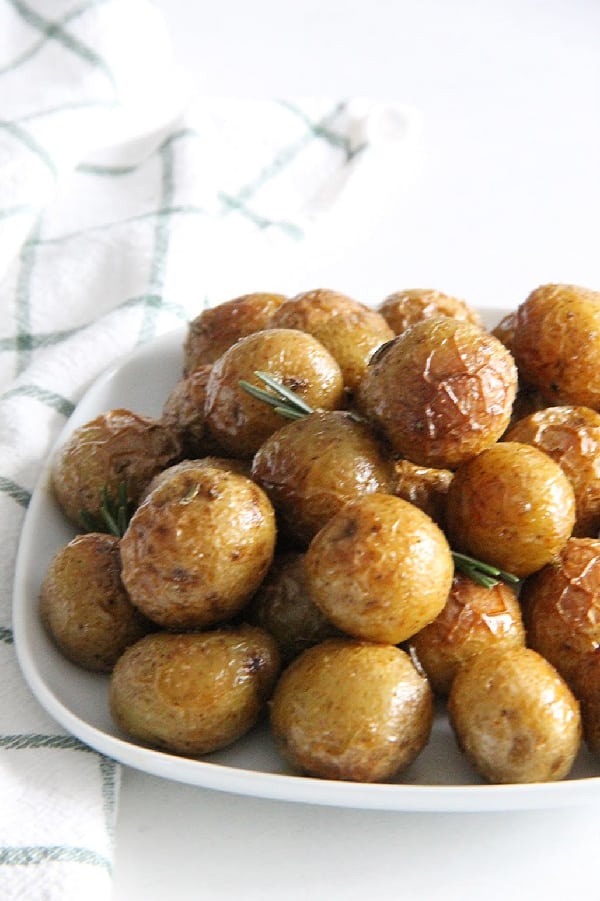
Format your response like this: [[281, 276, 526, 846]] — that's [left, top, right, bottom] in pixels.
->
[[80, 481, 134, 537]]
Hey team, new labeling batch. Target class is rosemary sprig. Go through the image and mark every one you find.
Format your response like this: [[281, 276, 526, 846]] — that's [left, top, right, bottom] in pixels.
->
[[240, 372, 521, 590], [80, 481, 134, 538]]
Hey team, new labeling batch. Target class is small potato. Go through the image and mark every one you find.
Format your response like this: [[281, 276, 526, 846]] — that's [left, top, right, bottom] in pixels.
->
[[204, 329, 344, 457], [391, 458, 453, 529], [110, 626, 280, 756], [270, 638, 433, 782], [446, 442, 576, 578], [252, 410, 396, 546], [269, 288, 394, 392], [304, 493, 454, 644], [183, 292, 287, 373], [570, 654, 600, 754], [52, 409, 183, 529], [409, 573, 525, 695], [40, 533, 153, 672], [244, 551, 340, 663], [512, 283, 600, 408], [377, 288, 483, 335], [120, 463, 276, 629], [521, 537, 600, 690], [505, 405, 600, 537], [141, 457, 251, 503], [161, 365, 225, 458], [357, 317, 517, 469], [448, 646, 581, 784], [491, 310, 517, 352]]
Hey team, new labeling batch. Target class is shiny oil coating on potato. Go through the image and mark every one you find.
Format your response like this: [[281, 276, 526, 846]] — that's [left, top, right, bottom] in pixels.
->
[[446, 441, 576, 578], [391, 458, 453, 529], [377, 288, 483, 335], [512, 283, 600, 408], [161, 365, 224, 458], [270, 638, 433, 782], [120, 463, 276, 629], [357, 317, 517, 469], [409, 573, 525, 695], [304, 493, 454, 644], [40, 532, 152, 672], [52, 408, 183, 529], [448, 646, 581, 784], [251, 409, 396, 546], [110, 626, 280, 756], [268, 288, 394, 392], [204, 328, 344, 457]]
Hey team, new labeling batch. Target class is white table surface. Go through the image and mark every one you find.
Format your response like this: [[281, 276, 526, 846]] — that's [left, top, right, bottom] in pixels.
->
[[112, 2, 600, 899]]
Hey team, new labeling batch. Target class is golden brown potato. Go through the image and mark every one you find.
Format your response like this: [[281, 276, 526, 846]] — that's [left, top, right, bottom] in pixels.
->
[[204, 328, 344, 457], [512, 283, 600, 409], [183, 292, 286, 373], [570, 654, 600, 754], [251, 410, 396, 546], [521, 537, 600, 690], [140, 456, 251, 503], [268, 288, 394, 393], [270, 638, 433, 782], [110, 626, 280, 756], [244, 551, 340, 663], [120, 462, 276, 629], [161, 365, 225, 458], [505, 405, 600, 537], [52, 409, 183, 529], [377, 288, 483, 335], [40, 533, 153, 672], [304, 493, 453, 644], [491, 310, 517, 352], [391, 458, 453, 528], [408, 573, 525, 695], [357, 317, 517, 469], [446, 441, 576, 578], [448, 646, 581, 784]]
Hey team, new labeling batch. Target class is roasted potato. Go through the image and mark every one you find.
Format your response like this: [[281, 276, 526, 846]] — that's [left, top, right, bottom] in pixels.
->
[[40, 532, 153, 672], [204, 328, 344, 457], [110, 626, 280, 756], [120, 461, 276, 629], [446, 441, 576, 578], [270, 638, 433, 782], [391, 458, 453, 528], [251, 410, 396, 546], [448, 646, 581, 784], [570, 653, 600, 754], [161, 365, 225, 458], [377, 288, 483, 335], [357, 317, 517, 469], [304, 493, 453, 644]]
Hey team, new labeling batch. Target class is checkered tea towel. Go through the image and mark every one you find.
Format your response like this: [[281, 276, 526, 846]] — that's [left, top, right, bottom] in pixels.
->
[[0, 1, 421, 898]]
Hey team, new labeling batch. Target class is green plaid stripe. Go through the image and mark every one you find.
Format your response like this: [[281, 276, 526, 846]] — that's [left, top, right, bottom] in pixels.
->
[[0, 846, 111, 871], [0, 627, 14, 644], [1, 384, 75, 416], [0, 476, 31, 508]]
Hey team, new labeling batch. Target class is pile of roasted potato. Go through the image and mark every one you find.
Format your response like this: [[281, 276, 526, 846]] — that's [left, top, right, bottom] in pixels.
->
[[40, 284, 600, 785]]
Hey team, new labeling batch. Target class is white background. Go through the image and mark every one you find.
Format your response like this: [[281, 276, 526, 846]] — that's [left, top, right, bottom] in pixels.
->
[[112, 2, 600, 899]]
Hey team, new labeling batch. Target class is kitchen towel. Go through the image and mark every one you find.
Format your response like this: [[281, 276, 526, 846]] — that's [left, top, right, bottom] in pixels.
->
[[0, 1, 421, 898]]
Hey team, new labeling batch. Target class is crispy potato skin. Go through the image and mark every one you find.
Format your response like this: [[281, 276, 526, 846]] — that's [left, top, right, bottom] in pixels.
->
[[183, 292, 287, 373], [448, 647, 581, 784], [571, 654, 600, 753], [521, 538, 600, 691], [409, 573, 525, 695], [40, 533, 153, 672], [391, 459, 453, 529], [304, 493, 453, 644], [120, 464, 276, 629], [446, 442, 576, 578], [357, 318, 517, 469], [52, 409, 183, 528], [252, 410, 396, 546], [270, 639, 433, 782], [377, 288, 483, 335], [110, 626, 280, 756], [204, 328, 344, 457], [512, 283, 600, 408], [161, 365, 225, 458], [505, 405, 600, 537], [269, 288, 394, 392]]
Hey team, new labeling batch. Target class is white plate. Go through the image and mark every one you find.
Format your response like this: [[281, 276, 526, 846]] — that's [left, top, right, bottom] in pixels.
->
[[12, 309, 600, 812]]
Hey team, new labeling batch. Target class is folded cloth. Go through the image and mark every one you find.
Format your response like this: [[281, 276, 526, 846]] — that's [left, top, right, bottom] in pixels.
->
[[0, 2, 421, 898]]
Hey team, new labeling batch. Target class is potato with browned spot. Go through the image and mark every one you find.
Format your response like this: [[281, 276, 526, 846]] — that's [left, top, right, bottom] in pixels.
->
[[391, 458, 453, 529], [120, 462, 276, 629], [377, 288, 482, 335], [409, 572, 525, 695], [110, 626, 280, 756], [40, 533, 153, 672], [448, 646, 581, 784], [251, 410, 396, 546], [304, 493, 453, 644], [357, 317, 517, 469], [446, 441, 575, 579], [270, 638, 433, 782], [204, 328, 344, 458], [161, 365, 225, 458], [183, 292, 286, 373]]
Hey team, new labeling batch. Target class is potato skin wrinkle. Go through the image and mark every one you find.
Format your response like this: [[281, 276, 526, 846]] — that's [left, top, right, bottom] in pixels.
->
[[377, 288, 483, 335]]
